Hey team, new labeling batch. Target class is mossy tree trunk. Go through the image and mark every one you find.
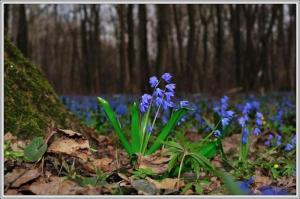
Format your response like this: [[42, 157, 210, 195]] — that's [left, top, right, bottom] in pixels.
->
[[4, 39, 87, 139]]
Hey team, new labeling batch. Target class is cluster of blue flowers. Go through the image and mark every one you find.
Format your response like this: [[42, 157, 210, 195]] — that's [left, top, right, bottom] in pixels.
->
[[213, 96, 234, 137], [238, 177, 288, 195], [238, 101, 264, 144], [140, 73, 189, 113], [284, 135, 296, 151], [264, 134, 282, 147]]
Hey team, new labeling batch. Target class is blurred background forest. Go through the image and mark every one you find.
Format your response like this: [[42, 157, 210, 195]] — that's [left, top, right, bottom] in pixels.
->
[[4, 4, 296, 95]]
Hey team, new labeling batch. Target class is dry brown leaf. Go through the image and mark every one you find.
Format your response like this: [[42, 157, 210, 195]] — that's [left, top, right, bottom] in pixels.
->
[[118, 173, 130, 182], [254, 170, 272, 188], [5, 189, 20, 195], [222, 134, 240, 153], [82, 157, 113, 172], [136, 150, 170, 174], [48, 138, 90, 161], [11, 168, 41, 188], [57, 129, 82, 137], [146, 177, 184, 190], [27, 176, 100, 195], [5, 168, 26, 187]]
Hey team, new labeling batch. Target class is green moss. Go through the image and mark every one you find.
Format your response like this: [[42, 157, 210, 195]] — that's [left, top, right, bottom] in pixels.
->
[[4, 39, 86, 139]]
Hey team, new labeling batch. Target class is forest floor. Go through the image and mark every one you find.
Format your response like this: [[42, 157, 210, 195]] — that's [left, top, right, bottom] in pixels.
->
[[4, 126, 296, 195]]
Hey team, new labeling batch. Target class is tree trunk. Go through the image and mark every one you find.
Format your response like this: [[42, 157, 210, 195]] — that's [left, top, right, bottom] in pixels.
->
[[172, 5, 184, 90], [186, 5, 197, 92], [214, 5, 224, 91], [4, 5, 9, 36], [156, 5, 169, 75], [4, 39, 88, 138], [117, 5, 130, 93], [138, 5, 149, 92], [17, 5, 28, 57], [127, 5, 136, 93]]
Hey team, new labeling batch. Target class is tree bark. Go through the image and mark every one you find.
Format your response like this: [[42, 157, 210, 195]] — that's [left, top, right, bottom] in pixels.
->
[[156, 5, 169, 75], [127, 5, 136, 93], [4, 5, 10, 36], [17, 5, 28, 57], [138, 5, 149, 92]]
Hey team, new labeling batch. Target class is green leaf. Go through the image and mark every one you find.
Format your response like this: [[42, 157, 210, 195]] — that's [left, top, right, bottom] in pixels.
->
[[131, 102, 140, 153], [214, 171, 245, 195], [98, 97, 133, 155], [181, 182, 193, 194], [139, 107, 151, 153], [195, 183, 203, 194], [168, 153, 180, 172], [191, 158, 200, 178], [189, 152, 215, 171], [198, 142, 217, 159], [164, 141, 184, 151], [24, 137, 47, 162], [146, 108, 187, 155]]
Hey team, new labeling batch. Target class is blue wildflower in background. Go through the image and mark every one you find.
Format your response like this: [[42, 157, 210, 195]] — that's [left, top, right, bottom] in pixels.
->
[[149, 76, 159, 88], [180, 100, 189, 108], [161, 73, 172, 82], [140, 94, 152, 112], [214, 130, 221, 138], [284, 135, 296, 151], [214, 96, 235, 129], [241, 128, 249, 144]]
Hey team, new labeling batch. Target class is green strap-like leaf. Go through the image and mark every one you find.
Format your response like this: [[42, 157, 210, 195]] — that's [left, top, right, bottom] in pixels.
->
[[146, 108, 187, 155], [130, 102, 140, 153], [139, 108, 151, 153], [198, 142, 217, 159], [97, 97, 132, 155]]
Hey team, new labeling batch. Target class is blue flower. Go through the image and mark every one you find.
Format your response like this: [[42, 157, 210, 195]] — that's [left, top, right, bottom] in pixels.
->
[[238, 117, 246, 128], [162, 100, 174, 111], [161, 73, 172, 83], [149, 76, 159, 87], [259, 186, 288, 195], [166, 83, 176, 92], [165, 91, 174, 101], [140, 94, 152, 112], [221, 118, 230, 127], [180, 100, 189, 108], [252, 127, 261, 136], [225, 110, 235, 118], [155, 97, 163, 107], [284, 135, 296, 151], [154, 88, 164, 97], [241, 128, 249, 144], [146, 124, 153, 134], [115, 104, 128, 116], [275, 134, 282, 146], [237, 177, 254, 194], [214, 130, 221, 137]]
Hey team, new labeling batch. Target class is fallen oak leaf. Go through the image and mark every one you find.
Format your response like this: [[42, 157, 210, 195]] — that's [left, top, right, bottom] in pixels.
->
[[11, 168, 41, 188], [136, 150, 170, 175], [26, 176, 101, 195], [146, 177, 184, 190], [5, 168, 26, 187], [48, 138, 90, 161], [57, 129, 82, 137]]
